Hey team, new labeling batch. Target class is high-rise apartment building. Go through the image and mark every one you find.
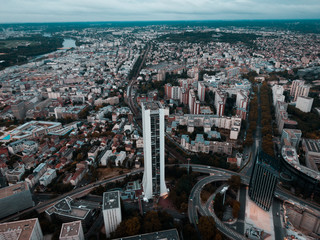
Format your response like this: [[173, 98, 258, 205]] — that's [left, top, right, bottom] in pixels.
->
[[290, 80, 310, 101], [290, 80, 305, 96], [11, 101, 26, 120], [249, 152, 279, 211], [272, 85, 285, 105], [142, 102, 167, 200], [164, 84, 181, 100], [103, 191, 122, 238], [296, 96, 313, 113], [0, 218, 43, 240], [188, 89, 196, 114], [197, 82, 206, 102], [59, 221, 85, 240], [294, 85, 310, 102], [215, 90, 227, 116]]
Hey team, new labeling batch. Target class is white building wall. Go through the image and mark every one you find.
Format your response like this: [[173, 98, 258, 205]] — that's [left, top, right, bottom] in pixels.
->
[[296, 96, 313, 113], [142, 106, 153, 200], [142, 103, 167, 201], [159, 108, 167, 197], [48, 92, 61, 99], [230, 128, 239, 140], [31, 219, 44, 240], [103, 208, 122, 237]]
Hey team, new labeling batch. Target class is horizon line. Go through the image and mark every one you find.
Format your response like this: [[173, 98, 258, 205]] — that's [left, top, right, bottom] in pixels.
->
[[1, 18, 320, 25]]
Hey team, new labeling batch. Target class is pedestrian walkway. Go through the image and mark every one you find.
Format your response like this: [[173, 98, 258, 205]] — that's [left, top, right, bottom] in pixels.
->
[[245, 192, 275, 239]]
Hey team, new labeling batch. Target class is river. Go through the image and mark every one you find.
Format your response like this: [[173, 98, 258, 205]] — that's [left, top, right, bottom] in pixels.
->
[[32, 36, 76, 60], [43, 33, 76, 48]]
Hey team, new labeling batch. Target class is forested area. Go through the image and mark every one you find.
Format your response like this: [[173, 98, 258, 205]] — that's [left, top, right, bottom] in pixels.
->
[[260, 82, 274, 157], [0, 35, 63, 70], [158, 30, 259, 47]]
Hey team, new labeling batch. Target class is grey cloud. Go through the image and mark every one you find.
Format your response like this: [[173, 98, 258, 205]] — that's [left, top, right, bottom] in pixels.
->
[[0, 0, 320, 23]]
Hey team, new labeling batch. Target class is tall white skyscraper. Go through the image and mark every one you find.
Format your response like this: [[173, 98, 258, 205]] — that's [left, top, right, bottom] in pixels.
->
[[142, 101, 167, 200]]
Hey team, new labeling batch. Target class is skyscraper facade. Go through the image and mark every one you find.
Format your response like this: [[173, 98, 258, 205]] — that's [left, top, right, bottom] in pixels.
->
[[142, 101, 167, 200], [11, 101, 26, 120], [249, 151, 279, 211], [103, 191, 122, 238]]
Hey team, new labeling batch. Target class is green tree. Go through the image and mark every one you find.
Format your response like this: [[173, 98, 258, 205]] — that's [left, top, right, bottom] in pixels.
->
[[227, 175, 241, 191], [182, 223, 198, 240], [198, 216, 216, 240], [232, 200, 241, 218], [214, 193, 225, 220], [125, 217, 140, 236], [142, 211, 161, 233]]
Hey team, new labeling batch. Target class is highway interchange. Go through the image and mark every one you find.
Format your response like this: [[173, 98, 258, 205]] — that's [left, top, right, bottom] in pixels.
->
[[125, 50, 320, 239]]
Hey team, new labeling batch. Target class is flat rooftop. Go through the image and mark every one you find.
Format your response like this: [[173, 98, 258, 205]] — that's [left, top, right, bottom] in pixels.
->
[[304, 139, 320, 153], [0, 218, 38, 240], [143, 101, 162, 111], [283, 128, 302, 139], [282, 146, 320, 180], [114, 228, 180, 240], [0, 181, 29, 200], [103, 191, 120, 210], [46, 197, 90, 220], [60, 221, 82, 238], [297, 96, 313, 100]]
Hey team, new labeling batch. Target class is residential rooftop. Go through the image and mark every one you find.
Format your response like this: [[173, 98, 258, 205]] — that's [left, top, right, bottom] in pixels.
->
[[142, 101, 163, 111], [59, 221, 82, 239], [0, 218, 39, 240], [0, 181, 29, 200], [103, 190, 120, 210], [114, 228, 180, 240]]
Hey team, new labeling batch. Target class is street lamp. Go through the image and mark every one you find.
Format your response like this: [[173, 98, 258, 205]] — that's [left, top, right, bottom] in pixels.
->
[[187, 158, 191, 175], [221, 186, 229, 205]]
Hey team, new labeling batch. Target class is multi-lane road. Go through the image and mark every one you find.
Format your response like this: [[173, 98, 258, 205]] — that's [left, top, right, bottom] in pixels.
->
[[0, 168, 143, 223]]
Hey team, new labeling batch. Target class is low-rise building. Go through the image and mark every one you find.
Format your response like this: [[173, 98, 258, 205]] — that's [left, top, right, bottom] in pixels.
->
[[99, 150, 126, 167], [88, 145, 99, 158], [25, 162, 47, 187], [1, 121, 62, 141], [181, 134, 232, 155], [46, 197, 94, 229], [8, 139, 38, 155], [5, 164, 25, 185], [54, 105, 87, 119], [39, 169, 57, 186], [70, 168, 86, 186]]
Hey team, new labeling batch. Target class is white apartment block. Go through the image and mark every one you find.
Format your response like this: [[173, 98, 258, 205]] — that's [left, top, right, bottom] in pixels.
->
[[142, 102, 167, 200], [272, 85, 285, 105], [296, 96, 313, 113], [0, 218, 43, 240], [59, 221, 84, 240], [103, 191, 122, 238]]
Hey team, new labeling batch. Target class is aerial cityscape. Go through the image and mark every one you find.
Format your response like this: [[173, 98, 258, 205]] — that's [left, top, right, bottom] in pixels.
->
[[0, 1, 320, 240]]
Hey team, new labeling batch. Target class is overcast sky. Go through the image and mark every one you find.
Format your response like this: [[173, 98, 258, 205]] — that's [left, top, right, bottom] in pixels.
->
[[1, 0, 320, 23]]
